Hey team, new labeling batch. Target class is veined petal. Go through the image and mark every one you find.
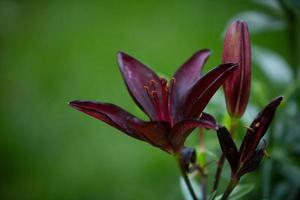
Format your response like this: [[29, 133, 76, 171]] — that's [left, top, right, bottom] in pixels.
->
[[223, 20, 251, 118], [238, 148, 265, 177], [127, 119, 172, 153], [183, 63, 238, 118], [170, 113, 218, 151], [199, 112, 219, 128], [217, 127, 239, 173], [172, 49, 211, 122], [118, 52, 162, 120], [69, 100, 146, 141], [239, 96, 283, 162]]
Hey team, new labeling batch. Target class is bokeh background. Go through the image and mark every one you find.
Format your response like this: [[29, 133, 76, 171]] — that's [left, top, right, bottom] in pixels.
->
[[0, 0, 299, 199]]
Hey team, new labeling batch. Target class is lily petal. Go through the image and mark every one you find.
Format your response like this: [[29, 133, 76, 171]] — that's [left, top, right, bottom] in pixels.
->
[[239, 96, 283, 162], [184, 63, 238, 118], [118, 52, 162, 120], [170, 113, 218, 151], [238, 148, 265, 176], [69, 100, 146, 141], [217, 127, 239, 173], [127, 119, 173, 153], [172, 49, 211, 122], [223, 20, 251, 118], [200, 112, 219, 128]]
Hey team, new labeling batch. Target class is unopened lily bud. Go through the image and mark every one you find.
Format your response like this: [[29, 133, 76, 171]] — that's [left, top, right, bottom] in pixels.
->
[[223, 20, 251, 118]]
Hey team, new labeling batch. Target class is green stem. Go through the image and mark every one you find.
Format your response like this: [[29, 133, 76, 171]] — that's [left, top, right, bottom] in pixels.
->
[[198, 128, 207, 200], [212, 154, 225, 192], [201, 174, 208, 200], [220, 178, 239, 200], [278, 0, 299, 74], [176, 155, 198, 200]]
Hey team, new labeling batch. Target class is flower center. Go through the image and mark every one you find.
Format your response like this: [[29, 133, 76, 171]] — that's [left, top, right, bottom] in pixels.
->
[[143, 77, 176, 123]]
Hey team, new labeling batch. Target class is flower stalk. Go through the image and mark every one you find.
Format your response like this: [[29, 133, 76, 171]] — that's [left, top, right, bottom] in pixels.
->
[[175, 154, 198, 200], [198, 128, 208, 200], [220, 177, 239, 200]]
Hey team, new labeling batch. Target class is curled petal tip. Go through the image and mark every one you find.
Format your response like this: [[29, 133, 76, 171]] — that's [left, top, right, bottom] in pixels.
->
[[69, 100, 89, 109], [69, 100, 80, 108], [117, 50, 128, 59], [273, 96, 284, 104], [117, 51, 128, 65], [265, 96, 284, 110], [195, 48, 211, 55]]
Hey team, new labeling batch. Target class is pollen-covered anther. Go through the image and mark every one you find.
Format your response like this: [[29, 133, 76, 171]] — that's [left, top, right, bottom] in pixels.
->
[[151, 90, 158, 98], [171, 77, 176, 84], [255, 122, 260, 128], [150, 79, 158, 90], [150, 79, 157, 85], [198, 113, 203, 119]]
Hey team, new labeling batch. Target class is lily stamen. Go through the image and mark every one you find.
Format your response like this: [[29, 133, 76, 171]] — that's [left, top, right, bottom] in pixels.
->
[[144, 86, 161, 119], [151, 90, 164, 120], [244, 125, 254, 132], [159, 77, 170, 122], [150, 79, 158, 91]]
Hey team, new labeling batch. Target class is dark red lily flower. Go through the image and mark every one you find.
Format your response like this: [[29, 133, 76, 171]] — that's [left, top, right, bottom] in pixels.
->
[[222, 20, 251, 118], [70, 50, 237, 154], [216, 96, 283, 178]]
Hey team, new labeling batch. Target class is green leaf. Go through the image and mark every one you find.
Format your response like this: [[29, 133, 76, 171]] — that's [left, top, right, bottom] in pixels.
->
[[180, 177, 202, 200], [229, 184, 254, 200], [253, 0, 282, 12], [215, 184, 254, 200], [252, 46, 292, 85], [196, 148, 218, 168], [228, 11, 286, 33], [208, 191, 217, 200], [197, 149, 206, 167]]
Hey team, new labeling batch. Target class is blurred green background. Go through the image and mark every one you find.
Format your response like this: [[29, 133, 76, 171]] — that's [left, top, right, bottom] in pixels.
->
[[0, 0, 298, 199]]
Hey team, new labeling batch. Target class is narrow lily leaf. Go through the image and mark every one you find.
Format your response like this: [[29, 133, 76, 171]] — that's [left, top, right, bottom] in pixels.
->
[[69, 100, 145, 140], [217, 127, 239, 173], [127, 119, 172, 153], [118, 52, 162, 121], [253, 0, 282, 11], [228, 184, 254, 200], [214, 184, 254, 200], [170, 113, 218, 150], [184, 63, 237, 118], [172, 49, 210, 122], [239, 96, 283, 162], [180, 177, 202, 200], [252, 45, 292, 85], [223, 20, 251, 118]]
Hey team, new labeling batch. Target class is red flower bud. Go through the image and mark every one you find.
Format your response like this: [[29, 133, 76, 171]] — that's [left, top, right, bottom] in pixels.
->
[[223, 20, 251, 118]]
